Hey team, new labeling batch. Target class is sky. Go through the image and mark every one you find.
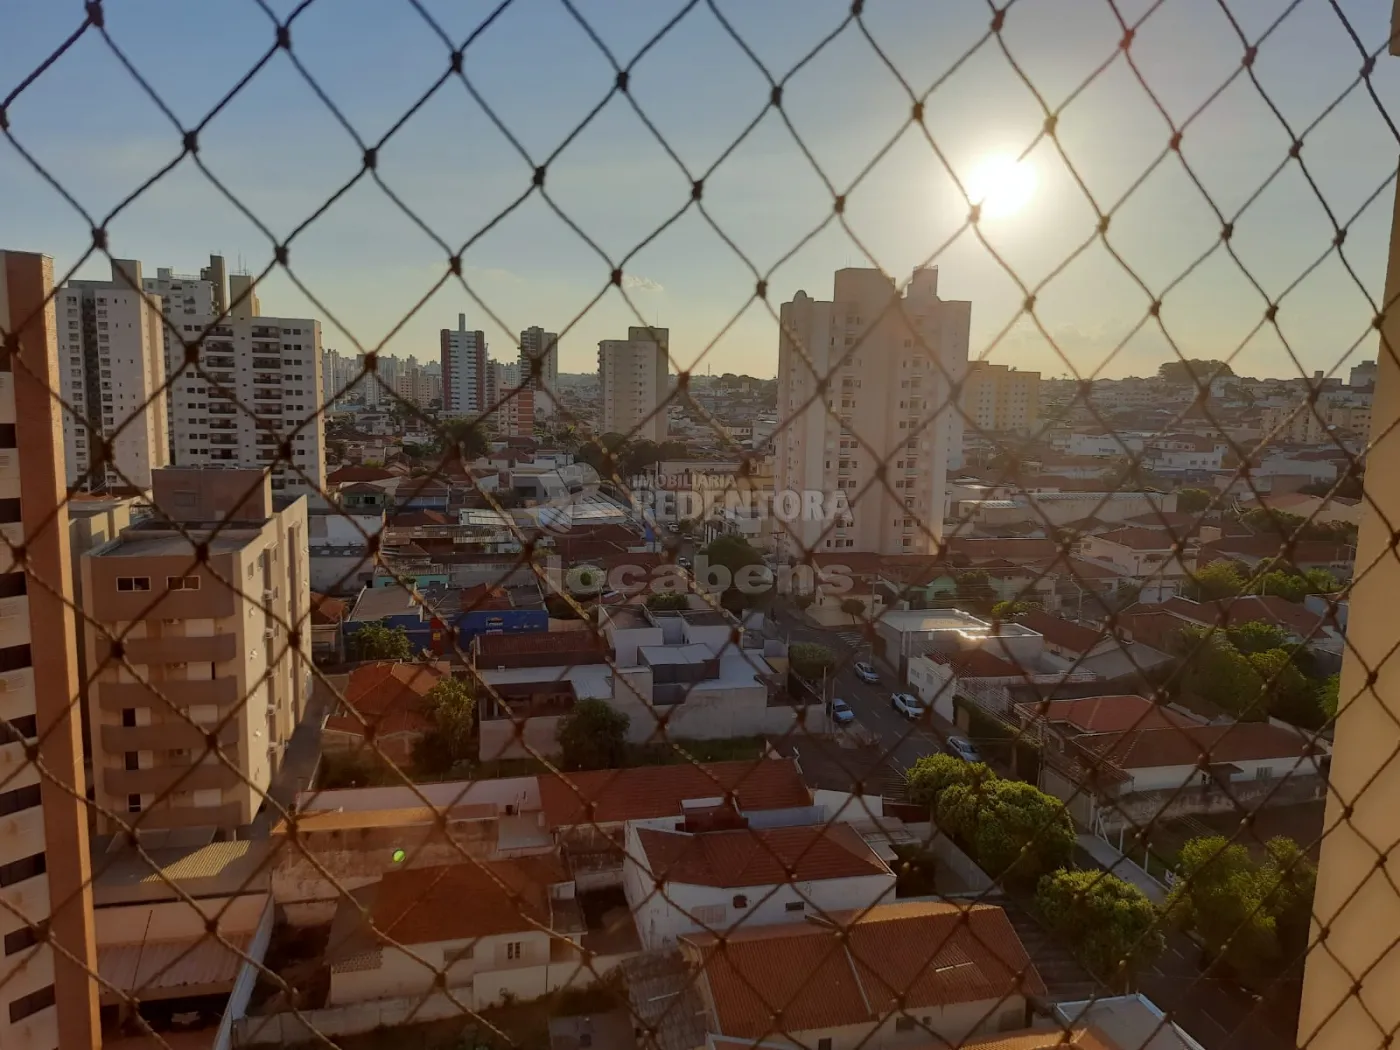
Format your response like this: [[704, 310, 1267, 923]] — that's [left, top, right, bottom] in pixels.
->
[[3, 0, 1399, 381]]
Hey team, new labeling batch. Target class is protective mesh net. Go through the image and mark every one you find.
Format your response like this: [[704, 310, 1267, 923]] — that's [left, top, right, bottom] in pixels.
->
[[0, 2, 1397, 1049]]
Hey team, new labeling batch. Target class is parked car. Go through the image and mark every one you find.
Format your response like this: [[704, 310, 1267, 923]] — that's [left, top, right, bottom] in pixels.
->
[[830, 698, 855, 725], [947, 736, 982, 763], [854, 662, 880, 684], [891, 692, 925, 719]]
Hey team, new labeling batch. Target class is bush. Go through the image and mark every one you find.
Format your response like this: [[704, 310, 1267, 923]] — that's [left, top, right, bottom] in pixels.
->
[[646, 592, 690, 611], [788, 642, 837, 681], [556, 699, 630, 771], [904, 753, 990, 809], [937, 778, 1075, 886], [1035, 868, 1164, 985]]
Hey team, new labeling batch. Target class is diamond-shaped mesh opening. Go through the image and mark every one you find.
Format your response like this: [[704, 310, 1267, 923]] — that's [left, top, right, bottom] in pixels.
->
[[0, 3, 1397, 1049]]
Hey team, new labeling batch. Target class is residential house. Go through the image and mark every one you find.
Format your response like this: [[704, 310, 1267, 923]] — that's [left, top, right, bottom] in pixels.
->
[[309, 592, 348, 662], [1118, 595, 1345, 671], [1077, 528, 1196, 598], [325, 856, 591, 1008], [320, 660, 450, 764], [678, 901, 1044, 1050], [624, 822, 895, 950], [1195, 535, 1354, 577], [1017, 609, 1173, 685]]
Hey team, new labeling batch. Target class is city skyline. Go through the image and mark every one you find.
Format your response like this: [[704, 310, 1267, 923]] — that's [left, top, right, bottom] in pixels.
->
[[5, 2, 1398, 383]]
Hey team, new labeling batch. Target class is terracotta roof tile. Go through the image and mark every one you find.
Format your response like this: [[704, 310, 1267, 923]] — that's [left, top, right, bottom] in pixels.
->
[[1017, 610, 1104, 654], [1079, 722, 1324, 771], [926, 649, 1024, 679], [327, 465, 395, 484], [682, 901, 1045, 1038], [323, 661, 448, 739], [538, 759, 811, 828], [637, 823, 891, 887], [1014, 695, 1201, 734], [1094, 527, 1182, 551], [368, 857, 567, 944]]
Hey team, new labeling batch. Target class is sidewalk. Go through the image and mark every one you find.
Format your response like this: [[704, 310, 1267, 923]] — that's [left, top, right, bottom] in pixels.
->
[[1076, 833, 1168, 904]]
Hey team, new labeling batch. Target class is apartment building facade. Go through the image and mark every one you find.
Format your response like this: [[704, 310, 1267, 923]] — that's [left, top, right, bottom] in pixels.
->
[[55, 258, 170, 492], [143, 254, 226, 452], [0, 250, 100, 1050], [776, 267, 970, 555], [520, 325, 559, 417], [164, 273, 325, 493], [599, 326, 669, 442], [392, 354, 442, 408], [441, 313, 488, 415], [961, 360, 1040, 434], [81, 468, 310, 835]]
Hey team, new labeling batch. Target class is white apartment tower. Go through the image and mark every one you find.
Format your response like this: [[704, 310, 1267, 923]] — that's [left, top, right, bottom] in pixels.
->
[[520, 326, 560, 417], [143, 255, 226, 457], [776, 267, 969, 556], [55, 259, 170, 492], [166, 272, 325, 493], [441, 314, 488, 415], [961, 361, 1040, 435], [599, 326, 669, 442]]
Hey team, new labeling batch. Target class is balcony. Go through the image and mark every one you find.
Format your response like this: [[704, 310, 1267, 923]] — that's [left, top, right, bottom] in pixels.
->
[[123, 634, 238, 665], [0, 521, 24, 574], [97, 675, 239, 712], [0, 667, 36, 722], [0, 860, 49, 929], [100, 719, 239, 752], [104, 759, 240, 796]]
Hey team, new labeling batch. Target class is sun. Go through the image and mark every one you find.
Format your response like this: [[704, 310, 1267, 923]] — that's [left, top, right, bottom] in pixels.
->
[[965, 154, 1037, 219]]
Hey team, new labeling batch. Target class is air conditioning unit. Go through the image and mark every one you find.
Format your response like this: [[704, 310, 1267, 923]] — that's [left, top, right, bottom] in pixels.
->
[[266, 704, 278, 717], [263, 628, 275, 641], [263, 589, 277, 602]]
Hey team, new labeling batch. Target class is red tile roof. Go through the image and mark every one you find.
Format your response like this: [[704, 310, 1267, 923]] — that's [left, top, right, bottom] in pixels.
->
[[1079, 722, 1324, 771], [1093, 527, 1182, 551], [1199, 537, 1353, 567], [945, 538, 1060, 564], [636, 823, 890, 888], [1147, 595, 1328, 638], [327, 465, 395, 484], [538, 759, 811, 828], [682, 901, 1045, 1038], [1015, 695, 1202, 734], [1017, 610, 1104, 654], [368, 857, 567, 944], [390, 509, 453, 527], [323, 661, 448, 739], [926, 649, 1024, 679], [309, 593, 348, 626]]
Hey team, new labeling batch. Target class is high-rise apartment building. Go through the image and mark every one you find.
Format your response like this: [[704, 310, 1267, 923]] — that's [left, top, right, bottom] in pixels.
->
[[55, 259, 170, 492], [81, 467, 310, 834], [599, 326, 669, 442], [775, 267, 969, 556], [165, 272, 325, 493], [0, 250, 101, 1050], [322, 346, 358, 406], [441, 314, 487, 415], [486, 359, 533, 437], [961, 361, 1040, 435], [144, 256, 226, 460], [520, 326, 560, 417], [392, 355, 442, 408]]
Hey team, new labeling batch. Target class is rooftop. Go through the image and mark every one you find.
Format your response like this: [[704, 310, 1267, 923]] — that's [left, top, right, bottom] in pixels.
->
[[1078, 721, 1326, 771], [1015, 695, 1204, 735], [636, 822, 891, 888], [346, 583, 427, 622], [538, 758, 811, 828], [873, 609, 992, 634], [1093, 527, 1187, 551], [680, 901, 1046, 1039], [1017, 610, 1106, 654], [322, 660, 450, 740]]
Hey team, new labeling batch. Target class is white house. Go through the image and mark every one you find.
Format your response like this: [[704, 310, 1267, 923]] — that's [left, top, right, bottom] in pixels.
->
[[1077, 527, 1195, 587], [623, 821, 896, 950], [326, 856, 595, 1009]]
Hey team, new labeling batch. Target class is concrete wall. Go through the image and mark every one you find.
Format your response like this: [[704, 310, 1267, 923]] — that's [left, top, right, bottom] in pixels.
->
[[328, 927, 555, 1006], [735, 999, 1026, 1050], [213, 897, 275, 1050], [296, 776, 540, 814], [480, 714, 563, 761], [815, 790, 885, 822]]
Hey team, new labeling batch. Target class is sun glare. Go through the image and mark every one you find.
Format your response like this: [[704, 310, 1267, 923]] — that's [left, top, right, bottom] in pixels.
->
[[966, 154, 1037, 219]]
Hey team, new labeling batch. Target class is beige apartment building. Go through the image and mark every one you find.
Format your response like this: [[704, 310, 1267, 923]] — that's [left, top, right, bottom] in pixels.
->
[[0, 250, 100, 1050], [599, 326, 669, 442], [55, 258, 170, 492], [1261, 398, 1372, 444], [81, 468, 310, 835], [775, 267, 970, 556], [961, 360, 1040, 434]]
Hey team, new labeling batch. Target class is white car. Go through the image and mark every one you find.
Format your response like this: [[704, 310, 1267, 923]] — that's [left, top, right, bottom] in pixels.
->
[[854, 662, 880, 684], [891, 692, 925, 719], [947, 736, 983, 763]]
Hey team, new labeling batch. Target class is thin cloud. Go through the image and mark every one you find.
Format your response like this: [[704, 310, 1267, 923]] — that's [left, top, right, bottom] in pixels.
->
[[622, 273, 664, 293]]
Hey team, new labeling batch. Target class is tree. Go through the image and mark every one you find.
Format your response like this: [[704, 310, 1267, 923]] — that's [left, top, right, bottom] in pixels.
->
[[1166, 836, 1279, 976], [1253, 570, 1309, 603], [839, 597, 867, 624], [937, 778, 1075, 885], [1176, 488, 1214, 514], [347, 621, 413, 662], [955, 570, 996, 601], [788, 642, 837, 681], [1189, 560, 1246, 601], [904, 752, 991, 809], [1260, 836, 1318, 961], [1175, 628, 1270, 720], [1318, 674, 1340, 720], [414, 677, 476, 773], [1226, 621, 1292, 655], [556, 699, 630, 771], [1035, 869, 1165, 984], [1248, 648, 1322, 728], [703, 534, 772, 609], [440, 415, 489, 461], [990, 599, 1038, 624], [1158, 359, 1234, 384], [646, 592, 690, 611]]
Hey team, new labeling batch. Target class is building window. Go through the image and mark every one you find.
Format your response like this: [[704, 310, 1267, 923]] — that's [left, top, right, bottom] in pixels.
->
[[166, 576, 201, 591], [0, 784, 40, 817], [0, 851, 45, 888], [8, 984, 55, 1023], [895, 1016, 917, 1032], [3, 921, 46, 956], [506, 941, 522, 960], [124, 752, 140, 771], [121, 708, 137, 727], [128, 794, 142, 813], [784, 901, 804, 913], [731, 894, 749, 909], [0, 715, 36, 745], [818, 1040, 832, 1050], [116, 577, 150, 592]]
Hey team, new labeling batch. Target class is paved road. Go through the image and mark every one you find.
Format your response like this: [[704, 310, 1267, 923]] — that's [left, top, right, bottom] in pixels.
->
[[766, 606, 948, 773]]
